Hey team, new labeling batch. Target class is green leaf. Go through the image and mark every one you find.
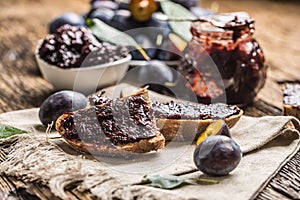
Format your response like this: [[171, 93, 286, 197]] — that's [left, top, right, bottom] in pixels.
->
[[142, 174, 219, 189], [0, 124, 28, 139], [142, 174, 188, 189], [160, 0, 197, 41], [86, 18, 150, 60]]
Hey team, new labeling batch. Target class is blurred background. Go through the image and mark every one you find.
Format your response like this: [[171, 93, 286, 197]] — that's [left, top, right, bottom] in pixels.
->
[[0, 0, 299, 111]]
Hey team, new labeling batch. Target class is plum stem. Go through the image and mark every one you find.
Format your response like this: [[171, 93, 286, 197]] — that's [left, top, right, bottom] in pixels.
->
[[135, 45, 151, 61]]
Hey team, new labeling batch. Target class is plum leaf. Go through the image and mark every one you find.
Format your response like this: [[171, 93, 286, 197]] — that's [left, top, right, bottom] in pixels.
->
[[160, 0, 196, 41], [0, 124, 28, 139], [87, 18, 150, 60], [141, 174, 218, 189]]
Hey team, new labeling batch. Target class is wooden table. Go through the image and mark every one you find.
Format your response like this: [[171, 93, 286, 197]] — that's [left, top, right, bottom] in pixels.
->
[[0, 0, 299, 199]]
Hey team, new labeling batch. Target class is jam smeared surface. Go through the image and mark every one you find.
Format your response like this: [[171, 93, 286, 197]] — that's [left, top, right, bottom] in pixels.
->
[[283, 83, 300, 110], [60, 95, 157, 146], [152, 101, 240, 120], [90, 94, 240, 121]]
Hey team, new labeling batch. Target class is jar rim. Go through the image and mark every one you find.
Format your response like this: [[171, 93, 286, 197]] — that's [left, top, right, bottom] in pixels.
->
[[191, 14, 255, 41], [191, 12, 255, 33], [191, 22, 234, 40], [191, 22, 227, 33]]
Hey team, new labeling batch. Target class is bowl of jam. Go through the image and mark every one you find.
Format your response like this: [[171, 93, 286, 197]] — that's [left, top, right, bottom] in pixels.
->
[[178, 12, 267, 106], [36, 24, 131, 95]]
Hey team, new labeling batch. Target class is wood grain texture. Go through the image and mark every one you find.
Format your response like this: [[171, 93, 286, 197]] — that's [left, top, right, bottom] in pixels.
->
[[0, 0, 299, 199], [0, 0, 90, 113]]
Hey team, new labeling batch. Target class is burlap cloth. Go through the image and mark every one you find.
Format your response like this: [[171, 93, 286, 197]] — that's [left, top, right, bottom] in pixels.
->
[[0, 87, 299, 199]]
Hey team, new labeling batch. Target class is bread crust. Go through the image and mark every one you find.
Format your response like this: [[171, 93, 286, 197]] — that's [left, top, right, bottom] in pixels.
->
[[156, 109, 243, 141], [284, 105, 300, 119], [56, 113, 165, 157], [55, 88, 165, 157]]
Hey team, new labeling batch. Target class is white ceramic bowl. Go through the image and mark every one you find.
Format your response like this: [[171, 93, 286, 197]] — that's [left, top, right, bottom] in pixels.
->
[[35, 44, 131, 95]]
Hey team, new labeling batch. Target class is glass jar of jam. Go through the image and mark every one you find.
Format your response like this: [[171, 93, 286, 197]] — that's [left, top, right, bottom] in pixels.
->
[[178, 12, 267, 106]]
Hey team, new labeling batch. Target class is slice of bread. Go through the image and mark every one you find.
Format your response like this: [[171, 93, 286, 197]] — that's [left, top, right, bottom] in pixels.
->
[[90, 89, 243, 143], [56, 88, 165, 157], [156, 111, 243, 141], [153, 101, 243, 141], [283, 83, 300, 119]]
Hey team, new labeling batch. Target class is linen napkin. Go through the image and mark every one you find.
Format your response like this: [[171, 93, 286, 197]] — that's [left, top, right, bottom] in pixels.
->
[[0, 88, 299, 199]]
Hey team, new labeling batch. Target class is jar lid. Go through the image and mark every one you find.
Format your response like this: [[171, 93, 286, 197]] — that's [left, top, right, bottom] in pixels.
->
[[191, 21, 233, 41], [208, 12, 254, 28], [191, 12, 255, 40], [192, 22, 225, 33], [193, 11, 254, 30]]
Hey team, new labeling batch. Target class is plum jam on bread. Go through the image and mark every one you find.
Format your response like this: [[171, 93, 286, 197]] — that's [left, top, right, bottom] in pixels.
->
[[90, 92, 243, 142], [56, 88, 165, 156]]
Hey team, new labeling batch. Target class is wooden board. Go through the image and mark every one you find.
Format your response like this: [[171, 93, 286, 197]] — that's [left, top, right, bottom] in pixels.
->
[[0, 0, 299, 199]]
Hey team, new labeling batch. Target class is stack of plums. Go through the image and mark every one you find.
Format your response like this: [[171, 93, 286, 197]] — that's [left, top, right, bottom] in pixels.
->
[[48, 0, 211, 61]]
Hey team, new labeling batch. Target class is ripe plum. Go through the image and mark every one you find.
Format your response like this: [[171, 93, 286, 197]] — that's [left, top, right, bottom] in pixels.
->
[[87, 7, 115, 24], [137, 60, 175, 94], [194, 135, 242, 176], [39, 90, 87, 126], [123, 60, 175, 94], [110, 9, 133, 31], [91, 0, 119, 10], [49, 12, 85, 34], [137, 60, 174, 84]]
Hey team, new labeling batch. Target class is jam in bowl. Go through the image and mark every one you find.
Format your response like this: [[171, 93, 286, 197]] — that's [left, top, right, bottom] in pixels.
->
[[35, 24, 131, 94]]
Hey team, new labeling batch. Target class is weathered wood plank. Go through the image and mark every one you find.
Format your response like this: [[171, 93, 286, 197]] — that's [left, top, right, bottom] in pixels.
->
[[0, 0, 299, 199], [256, 152, 300, 200]]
